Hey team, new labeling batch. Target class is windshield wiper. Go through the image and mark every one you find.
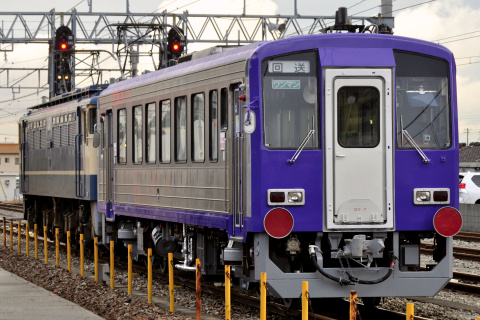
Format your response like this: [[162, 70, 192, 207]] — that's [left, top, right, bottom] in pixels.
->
[[402, 129, 430, 163], [288, 130, 315, 164]]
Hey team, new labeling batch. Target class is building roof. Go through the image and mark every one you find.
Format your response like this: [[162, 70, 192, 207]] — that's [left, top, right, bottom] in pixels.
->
[[0, 143, 19, 155], [460, 145, 480, 163]]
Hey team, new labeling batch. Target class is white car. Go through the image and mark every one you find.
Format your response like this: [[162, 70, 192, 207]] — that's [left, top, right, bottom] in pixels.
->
[[459, 171, 480, 204]]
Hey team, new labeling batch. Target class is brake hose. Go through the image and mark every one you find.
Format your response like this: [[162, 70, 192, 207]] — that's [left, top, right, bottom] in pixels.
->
[[309, 245, 397, 286]]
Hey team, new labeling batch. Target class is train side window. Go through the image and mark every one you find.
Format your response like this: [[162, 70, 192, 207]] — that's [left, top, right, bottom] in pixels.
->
[[175, 96, 187, 162], [220, 88, 228, 130], [133, 105, 143, 164], [209, 90, 218, 162], [146, 102, 156, 164], [160, 100, 171, 163], [118, 108, 127, 164], [192, 93, 205, 162]]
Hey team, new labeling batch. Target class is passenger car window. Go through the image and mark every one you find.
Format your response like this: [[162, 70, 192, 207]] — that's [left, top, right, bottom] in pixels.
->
[[175, 96, 187, 162], [160, 100, 171, 163], [118, 109, 127, 164], [146, 102, 156, 164], [210, 90, 218, 162], [192, 93, 205, 162], [133, 106, 143, 164]]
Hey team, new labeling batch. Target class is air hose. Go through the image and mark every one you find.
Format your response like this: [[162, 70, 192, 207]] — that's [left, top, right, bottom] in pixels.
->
[[309, 245, 397, 286]]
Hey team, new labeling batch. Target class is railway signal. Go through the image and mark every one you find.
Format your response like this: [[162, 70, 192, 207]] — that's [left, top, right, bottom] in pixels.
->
[[54, 26, 75, 95], [167, 27, 185, 59]]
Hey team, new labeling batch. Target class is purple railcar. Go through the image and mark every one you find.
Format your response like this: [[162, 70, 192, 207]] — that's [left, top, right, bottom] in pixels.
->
[[95, 32, 461, 302]]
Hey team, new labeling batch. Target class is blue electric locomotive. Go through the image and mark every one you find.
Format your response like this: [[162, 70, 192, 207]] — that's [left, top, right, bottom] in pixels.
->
[[94, 31, 461, 302], [19, 85, 107, 241]]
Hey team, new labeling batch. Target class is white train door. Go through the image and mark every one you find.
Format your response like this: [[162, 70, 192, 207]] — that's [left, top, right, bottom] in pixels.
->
[[324, 69, 394, 230]]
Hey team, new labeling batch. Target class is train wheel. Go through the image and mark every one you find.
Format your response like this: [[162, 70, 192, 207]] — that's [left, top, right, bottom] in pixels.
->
[[282, 297, 300, 309], [362, 297, 381, 307], [156, 256, 168, 274]]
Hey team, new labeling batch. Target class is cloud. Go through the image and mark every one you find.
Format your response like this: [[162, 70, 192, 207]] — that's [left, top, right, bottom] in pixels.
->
[[395, 0, 480, 143]]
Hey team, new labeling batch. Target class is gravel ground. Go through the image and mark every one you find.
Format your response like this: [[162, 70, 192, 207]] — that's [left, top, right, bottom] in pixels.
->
[[1, 207, 480, 320]]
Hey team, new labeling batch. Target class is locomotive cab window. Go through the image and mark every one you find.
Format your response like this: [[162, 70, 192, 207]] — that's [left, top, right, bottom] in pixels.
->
[[394, 51, 450, 149], [88, 108, 96, 134], [262, 51, 319, 149]]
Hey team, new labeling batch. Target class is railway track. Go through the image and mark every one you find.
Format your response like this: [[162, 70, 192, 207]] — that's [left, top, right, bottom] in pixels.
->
[[421, 243, 480, 262], [454, 231, 480, 242], [0, 225, 433, 320], [0, 202, 23, 213]]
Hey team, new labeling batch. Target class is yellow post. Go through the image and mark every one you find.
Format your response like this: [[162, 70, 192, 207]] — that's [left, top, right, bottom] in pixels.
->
[[260, 272, 266, 320], [225, 265, 231, 320], [55, 228, 60, 267], [148, 248, 153, 303], [128, 244, 132, 295], [350, 291, 357, 320], [2, 217, 5, 248], [406, 302, 414, 320], [34, 224, 38, 259], [26, 222, 29, 257], [17, 220, 21, 254], [9, 219, 13, 251], [80, 234, 84, 277], [302, 281, 308, 320], [196, 258, 201, 319], [110, 240, 114, 289], [43, 226, 48, 264], [67, 231, 71, 273], [94, 237, 98, 283], [168, 252, 174, 313]]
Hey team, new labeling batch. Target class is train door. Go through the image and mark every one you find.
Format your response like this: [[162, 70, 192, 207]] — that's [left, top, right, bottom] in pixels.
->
[[105, 110, 114, 220], [233, 85, 243, 235], [324, 69, 394, 230], [20, 120, 29, 193]]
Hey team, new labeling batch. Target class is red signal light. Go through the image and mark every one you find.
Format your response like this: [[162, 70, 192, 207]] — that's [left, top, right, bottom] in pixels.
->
[[173, 43, 180, 51], [60, 43, 68, 50]]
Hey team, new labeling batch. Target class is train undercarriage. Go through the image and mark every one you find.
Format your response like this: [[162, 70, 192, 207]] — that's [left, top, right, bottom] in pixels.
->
[[23, 196, 450, 304]]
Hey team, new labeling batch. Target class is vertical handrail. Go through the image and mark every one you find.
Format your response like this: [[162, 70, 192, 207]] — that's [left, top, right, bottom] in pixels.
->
[[75, 134, 85, 198], [21, 142, 29, 193]]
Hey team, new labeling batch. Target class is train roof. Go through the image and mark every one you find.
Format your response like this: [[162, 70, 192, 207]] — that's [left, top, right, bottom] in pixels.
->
[[100, 42, 262, 97], [100, 33, 454, 99], [20, 85, 107, 120]]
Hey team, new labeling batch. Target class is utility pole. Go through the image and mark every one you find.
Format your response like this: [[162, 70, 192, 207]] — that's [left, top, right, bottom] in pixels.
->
[[465, 128, 471, 146]]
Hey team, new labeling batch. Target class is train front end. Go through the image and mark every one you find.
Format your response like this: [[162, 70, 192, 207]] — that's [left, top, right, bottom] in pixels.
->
[[240, 33, 461, 300]]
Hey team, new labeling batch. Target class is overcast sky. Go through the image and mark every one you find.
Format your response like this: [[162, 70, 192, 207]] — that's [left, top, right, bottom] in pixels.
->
[[0, 0, 479, 144]]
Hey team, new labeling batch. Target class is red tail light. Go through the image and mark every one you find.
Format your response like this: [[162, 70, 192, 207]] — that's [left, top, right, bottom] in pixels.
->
[[433, 207, 462, 237], [269, 192, 285, 203], [459, 183, 466, 189], [264, 208, 294, 239]]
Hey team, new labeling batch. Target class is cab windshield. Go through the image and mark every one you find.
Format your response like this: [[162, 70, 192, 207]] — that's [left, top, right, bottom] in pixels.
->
[[262, 51, 319, 149], [394, 51, 451, 149]]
